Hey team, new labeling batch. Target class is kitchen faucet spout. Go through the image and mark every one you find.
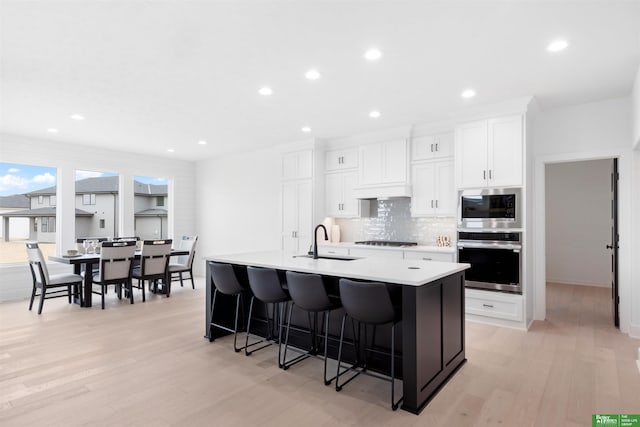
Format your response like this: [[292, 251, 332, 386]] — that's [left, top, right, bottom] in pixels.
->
[[312, 224, 328, 259]]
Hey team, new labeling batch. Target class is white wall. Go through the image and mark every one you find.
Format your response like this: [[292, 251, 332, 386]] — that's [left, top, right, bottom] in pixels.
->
[[632, 65, 640, 148], [0, 133, 196, 301], [533, 96, 636, 336], [194, 147, 281, 275], [545, 160, 611, 287]]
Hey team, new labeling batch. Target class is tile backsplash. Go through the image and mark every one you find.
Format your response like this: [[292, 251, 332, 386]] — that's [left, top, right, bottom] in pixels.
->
[[334, 198, 456, 246]]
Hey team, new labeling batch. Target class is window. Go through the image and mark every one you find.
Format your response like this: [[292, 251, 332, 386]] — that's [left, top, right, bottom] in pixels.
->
[[99, 219, 105, 229], [82, 194, 96, 205], [49, 195, 56, 206], [156, 196, 164, 207], [0, 162, 57, 264], [41, 217, 56, 233], [134, 175, 169, 240]]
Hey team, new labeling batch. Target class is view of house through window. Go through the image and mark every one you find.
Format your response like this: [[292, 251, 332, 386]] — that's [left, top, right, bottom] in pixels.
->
[[75, 170, 118, 241], [134, 175, 169, 240], [0, 162, 57, 264]]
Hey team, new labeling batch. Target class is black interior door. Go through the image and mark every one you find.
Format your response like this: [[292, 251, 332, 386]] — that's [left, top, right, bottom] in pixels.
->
[[607, 159, 619, 328]]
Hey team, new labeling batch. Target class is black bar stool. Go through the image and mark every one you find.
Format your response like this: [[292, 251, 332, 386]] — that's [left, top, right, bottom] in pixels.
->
[[245, 266, 291, 364], [335, 279, 403, 410], [281, 271, 342, 385], [208, 262, 248, 352]]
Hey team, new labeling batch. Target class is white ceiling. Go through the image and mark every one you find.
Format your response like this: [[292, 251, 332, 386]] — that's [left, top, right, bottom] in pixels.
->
[[1, 0, 639, 161]]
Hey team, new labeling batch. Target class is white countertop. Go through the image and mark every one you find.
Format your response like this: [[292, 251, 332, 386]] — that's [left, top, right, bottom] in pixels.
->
[[205, 250, 469, 287], [319, 241, 456, 254]]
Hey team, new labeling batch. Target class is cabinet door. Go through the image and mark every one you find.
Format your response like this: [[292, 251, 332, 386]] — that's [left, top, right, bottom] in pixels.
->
[[433, 133, 454, 159], [488, 115, 522, 187], [383, 140, 407, 183], [349, 247, 404, 259], [326, 148, 358, 171], [325, 173, 343, 217], [282, 150, 313, 180], [359, 143, 383, 185], [296, 180, 313, 252], [411, 163, 436, 216], [340, 172, 360, 217], [412, 135, 437, 161], [281, 181, 298, 251], [282, 153, 299, 180], [456, 121, 488, 189], [434, 160, 455, 215]]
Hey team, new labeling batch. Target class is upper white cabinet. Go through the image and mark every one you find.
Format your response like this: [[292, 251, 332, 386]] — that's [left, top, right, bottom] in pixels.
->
[[325, 172, 361, 217], [359, 139, 408, 185], [411, 160, 455, 216], [282, 149, 313, 180], [455, 115, 523, 189], [411, 133, 454, 161], [325, 148, 358, 171]]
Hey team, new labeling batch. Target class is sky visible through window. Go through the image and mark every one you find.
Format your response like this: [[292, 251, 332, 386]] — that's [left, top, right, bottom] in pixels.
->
[[0, 163, 168, 196]]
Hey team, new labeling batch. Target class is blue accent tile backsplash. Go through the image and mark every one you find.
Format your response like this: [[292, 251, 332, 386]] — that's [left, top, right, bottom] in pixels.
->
[[335, 198, 455, 245]]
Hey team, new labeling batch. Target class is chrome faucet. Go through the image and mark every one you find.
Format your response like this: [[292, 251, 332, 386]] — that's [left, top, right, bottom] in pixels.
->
[[312, 224, 328, 259]]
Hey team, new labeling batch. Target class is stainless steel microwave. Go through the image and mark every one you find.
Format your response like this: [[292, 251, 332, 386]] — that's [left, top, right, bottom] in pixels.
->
[[458, 188, 522, 229]]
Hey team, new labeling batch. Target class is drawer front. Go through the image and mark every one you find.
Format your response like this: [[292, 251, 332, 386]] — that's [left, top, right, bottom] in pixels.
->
[[348, 247, 404, 259], [404, 251, 454, 262], [465, 292, 523, 322], [318, 246, 350, 256]]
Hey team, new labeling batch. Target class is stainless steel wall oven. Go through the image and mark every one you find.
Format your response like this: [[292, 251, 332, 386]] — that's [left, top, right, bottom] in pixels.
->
[[457, 231, 522, 294]]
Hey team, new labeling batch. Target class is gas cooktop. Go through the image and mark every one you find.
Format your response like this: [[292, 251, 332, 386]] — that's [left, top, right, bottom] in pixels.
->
[[354, 240, 418, 247]]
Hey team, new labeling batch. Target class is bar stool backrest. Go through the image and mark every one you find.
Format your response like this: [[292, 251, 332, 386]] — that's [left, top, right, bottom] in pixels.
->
[[285, 271, 331, 312], [339, 279, 396, 325], [247, 266, 287, 303], [210, 262, 244, 295]]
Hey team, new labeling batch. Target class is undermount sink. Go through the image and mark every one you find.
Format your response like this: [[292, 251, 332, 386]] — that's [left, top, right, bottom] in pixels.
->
[[294, 254, 360, 261]]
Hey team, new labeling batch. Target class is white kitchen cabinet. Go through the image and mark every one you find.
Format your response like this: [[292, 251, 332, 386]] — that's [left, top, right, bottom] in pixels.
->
[[455, 115, 522, 189], [325, 148, 358, 171], [465, 289, 524, 322], [325, 172, 362, 217], [411, 132, 454, 161], [281, 180, 312, 253], [348, 247, 404, 259], [411, 160, 455, 216], [403, 250, 455, 262], [318, 245, 350, 256], [282, 149, 313, 180], [359, 139, 408, 185]]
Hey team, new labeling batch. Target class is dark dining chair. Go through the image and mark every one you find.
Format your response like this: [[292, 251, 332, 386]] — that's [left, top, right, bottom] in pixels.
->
[[25, 242, 82, 314]]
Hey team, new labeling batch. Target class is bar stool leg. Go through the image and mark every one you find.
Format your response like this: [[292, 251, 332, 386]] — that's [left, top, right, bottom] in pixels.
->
[[208, 289, 218, 342], [232, 293, 242, 352]]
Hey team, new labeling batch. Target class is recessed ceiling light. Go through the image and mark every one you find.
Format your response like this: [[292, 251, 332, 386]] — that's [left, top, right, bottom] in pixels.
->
[[305, 69, 321, 80], [198, 140, 207, 145], [167, 148, 175, 153], [547, 39, 569, 52], [301, 126, 311, 133], [364, 48, 382, 61], [461, 89, 476, 99], [70, 114, 85, 120], [47, 128, 59, 133], [258, 86, 273, 96], [369, 110, 381, 118]]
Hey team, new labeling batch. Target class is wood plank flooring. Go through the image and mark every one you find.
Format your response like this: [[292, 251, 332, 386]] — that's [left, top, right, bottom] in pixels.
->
[[1, 281, 638, 426]]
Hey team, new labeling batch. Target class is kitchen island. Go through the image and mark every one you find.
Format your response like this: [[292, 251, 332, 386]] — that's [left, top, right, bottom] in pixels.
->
[[204, 250, 469, 414]]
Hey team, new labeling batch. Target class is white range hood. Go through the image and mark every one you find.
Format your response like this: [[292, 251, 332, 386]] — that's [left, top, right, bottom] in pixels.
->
[[353, 183, 412, 200]]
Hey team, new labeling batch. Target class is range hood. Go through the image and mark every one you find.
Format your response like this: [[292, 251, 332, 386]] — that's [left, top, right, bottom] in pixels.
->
[[353, 183, 412, 200]]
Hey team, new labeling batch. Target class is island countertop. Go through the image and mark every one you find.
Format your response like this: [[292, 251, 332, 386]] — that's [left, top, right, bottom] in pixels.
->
[[205, 250, 469, 286]]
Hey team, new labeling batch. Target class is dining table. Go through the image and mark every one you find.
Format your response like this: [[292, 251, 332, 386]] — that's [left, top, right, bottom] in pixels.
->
[[49, 249, 189, 307]]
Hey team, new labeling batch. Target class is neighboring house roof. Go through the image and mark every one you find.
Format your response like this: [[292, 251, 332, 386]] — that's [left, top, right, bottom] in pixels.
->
[[26, 176, 167, 196], [6, 207, 94, 217], [135, 208, 168, 217], [0, 194, 30, 209]]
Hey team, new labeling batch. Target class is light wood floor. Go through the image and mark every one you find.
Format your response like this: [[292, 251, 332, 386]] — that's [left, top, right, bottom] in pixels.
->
[[1, 281, 638, 426]]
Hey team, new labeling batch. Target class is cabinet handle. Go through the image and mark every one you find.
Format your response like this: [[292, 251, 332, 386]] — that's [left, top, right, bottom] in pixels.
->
[[482, 304, 494, 308], [328, 251, 335, 254], [430, 200, 434, 208], [435, 143, 438, 152], [435, 200, 438, 208], [430, 143, 434, 152], [489, 170, 493, 179], [483, 170, 486, 180], [422, 257, 432, 261]]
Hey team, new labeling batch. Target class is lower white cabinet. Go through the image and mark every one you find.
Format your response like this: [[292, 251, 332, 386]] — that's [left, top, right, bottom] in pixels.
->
[[349, 247, 405, 259], [403, 250, 455, 262], [465, 289, 523, 322], [318, 246, 350, 256]]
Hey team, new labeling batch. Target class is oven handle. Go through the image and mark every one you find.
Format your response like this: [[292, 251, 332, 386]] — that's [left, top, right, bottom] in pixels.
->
[[457, 241, 522, 251]]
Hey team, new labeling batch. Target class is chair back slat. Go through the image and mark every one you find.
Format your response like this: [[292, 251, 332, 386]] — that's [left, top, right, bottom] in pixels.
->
[[140, 239, 172, 276], [98, 241, 136, 281], [25, 242, 49, 284]]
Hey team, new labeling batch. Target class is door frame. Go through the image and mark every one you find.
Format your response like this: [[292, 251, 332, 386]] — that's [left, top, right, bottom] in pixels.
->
[[533, 149, 631, 334]]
